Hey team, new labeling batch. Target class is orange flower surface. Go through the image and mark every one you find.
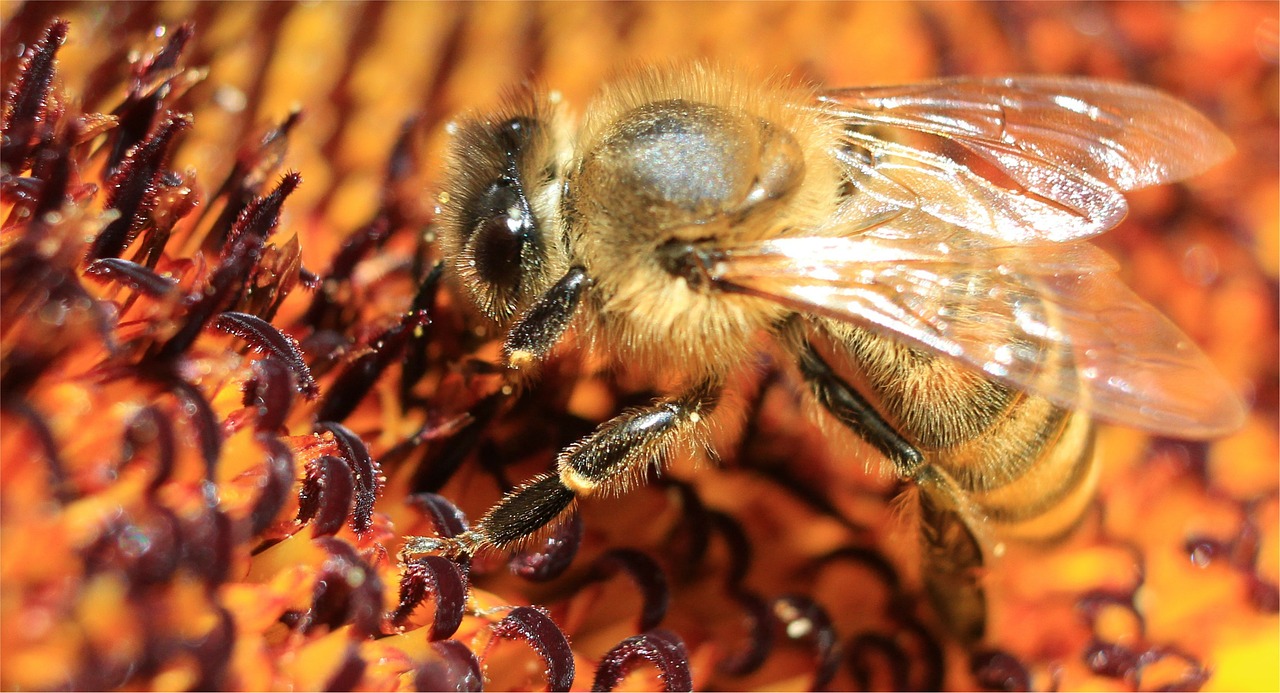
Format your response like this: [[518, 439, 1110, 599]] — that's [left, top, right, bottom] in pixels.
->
[[1, 3, 1276, 691]]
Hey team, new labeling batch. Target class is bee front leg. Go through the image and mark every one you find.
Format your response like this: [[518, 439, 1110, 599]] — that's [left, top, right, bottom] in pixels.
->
[[402, 380, 722, 559], [503, 267, 589, 370]]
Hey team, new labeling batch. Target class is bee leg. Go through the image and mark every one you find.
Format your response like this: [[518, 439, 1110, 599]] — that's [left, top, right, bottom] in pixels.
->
[[794, 341, 924, 478], [792, 340, 988, 640], [503, 267, 589, 369], [402, 380, 721, 558], [557, 379, 721, 498], [915, 469, 988, 643]]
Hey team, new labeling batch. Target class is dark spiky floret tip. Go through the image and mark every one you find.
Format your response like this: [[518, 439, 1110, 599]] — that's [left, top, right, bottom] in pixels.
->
[[277, 170, 303, 193], [2, 19, 71, 164], [15, 19, 69, 76], [44, 17, 71, 41], [9, 17, 71, 95], [142, 22, 195, 77]]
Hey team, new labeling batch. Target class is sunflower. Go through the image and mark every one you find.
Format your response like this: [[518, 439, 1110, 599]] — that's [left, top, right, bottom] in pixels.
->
[[2, 3, 1276, 691]]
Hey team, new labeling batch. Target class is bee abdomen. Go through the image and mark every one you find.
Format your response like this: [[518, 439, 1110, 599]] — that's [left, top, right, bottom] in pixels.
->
[[948, 406, 1099, 542], [835, 322, 1101, 543]]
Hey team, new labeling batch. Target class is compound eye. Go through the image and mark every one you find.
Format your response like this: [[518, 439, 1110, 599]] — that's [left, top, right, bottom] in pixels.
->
[[472, 179, 535, 290]]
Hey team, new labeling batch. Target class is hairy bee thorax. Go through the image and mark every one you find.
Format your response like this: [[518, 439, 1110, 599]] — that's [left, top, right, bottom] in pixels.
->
[[573, 98, 805, 232], [562, 65, 845, 377], [569, 64, 843, 241]]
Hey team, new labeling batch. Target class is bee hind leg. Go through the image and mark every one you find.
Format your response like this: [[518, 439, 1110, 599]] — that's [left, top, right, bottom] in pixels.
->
[[916, 472, 988, 643]]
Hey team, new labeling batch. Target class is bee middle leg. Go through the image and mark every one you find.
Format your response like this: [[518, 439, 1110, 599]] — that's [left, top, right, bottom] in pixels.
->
[[794, 339, 924, 478], [403, 379, 722, 558]]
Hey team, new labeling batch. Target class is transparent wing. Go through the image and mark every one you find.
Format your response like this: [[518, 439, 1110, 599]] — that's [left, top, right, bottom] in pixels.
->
[[711, 235, 1244, 438], [814, 76, 1235, 244]]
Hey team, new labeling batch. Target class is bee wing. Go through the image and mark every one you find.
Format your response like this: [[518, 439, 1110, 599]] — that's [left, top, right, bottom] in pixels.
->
[[714, 236, 1245, 438], [815, 76, 1235, 243]]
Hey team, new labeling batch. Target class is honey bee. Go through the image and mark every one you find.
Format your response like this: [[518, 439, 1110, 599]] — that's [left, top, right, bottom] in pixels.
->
[[408, 63, 1244, 641]]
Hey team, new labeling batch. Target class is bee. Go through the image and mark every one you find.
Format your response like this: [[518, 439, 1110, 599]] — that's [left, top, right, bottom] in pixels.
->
[[407, 63, 1244, 641]]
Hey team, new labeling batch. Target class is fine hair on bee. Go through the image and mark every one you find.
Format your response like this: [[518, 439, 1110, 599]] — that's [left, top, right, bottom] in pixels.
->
[[412, 61, 1243, 642]]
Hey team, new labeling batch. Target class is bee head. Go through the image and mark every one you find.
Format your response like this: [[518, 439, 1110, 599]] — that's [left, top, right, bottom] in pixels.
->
[[438, 91, 569, 326]]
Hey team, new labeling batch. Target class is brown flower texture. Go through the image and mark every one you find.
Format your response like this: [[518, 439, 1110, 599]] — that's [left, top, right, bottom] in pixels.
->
[[1, 4, 1277, 692]]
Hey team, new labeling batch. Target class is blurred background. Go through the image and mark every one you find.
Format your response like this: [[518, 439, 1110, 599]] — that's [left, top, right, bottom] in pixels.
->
[[2, 2, 1276, 691]]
